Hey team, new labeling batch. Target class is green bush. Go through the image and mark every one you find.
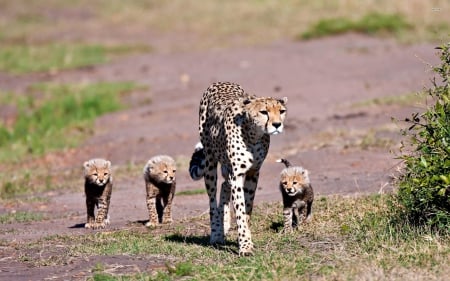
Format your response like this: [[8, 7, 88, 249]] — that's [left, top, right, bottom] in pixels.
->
[[396, 43, 450, 231]]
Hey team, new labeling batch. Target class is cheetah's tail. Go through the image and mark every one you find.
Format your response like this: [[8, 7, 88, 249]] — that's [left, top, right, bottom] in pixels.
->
[[189, 142, 206, 180], [276, 158, 292, 168]]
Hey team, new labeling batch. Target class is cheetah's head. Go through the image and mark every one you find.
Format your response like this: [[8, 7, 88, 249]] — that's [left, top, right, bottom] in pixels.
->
[[243, 96, 287, 135], [144, 155, 176, 184], [84, 159, 112, 186], [279, 166, 310, 197]]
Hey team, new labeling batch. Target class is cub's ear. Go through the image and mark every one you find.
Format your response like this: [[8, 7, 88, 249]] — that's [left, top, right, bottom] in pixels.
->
[[145, 160, 153, 172], [301, 169, 309, 178], [83, 161, 91, 169], [104, 160, 111, 168], [278, 97, 288, 104]]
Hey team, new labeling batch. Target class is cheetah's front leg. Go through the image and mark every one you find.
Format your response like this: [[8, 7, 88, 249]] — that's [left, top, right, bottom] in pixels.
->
[[283, 207, 294, 231], [305, 201, 313, 223], [85, 197, 96, 229], [92, 197, 110, 229], [145, 182, 159, 227], [244, 170, 259, 227], [161, 182, 176, 224], [231, 175, 254, 256]]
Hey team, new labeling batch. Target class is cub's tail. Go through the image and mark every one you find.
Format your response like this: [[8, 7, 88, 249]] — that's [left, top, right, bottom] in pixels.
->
[[189, 142, 206, 180], [276, 158, 292, 168]]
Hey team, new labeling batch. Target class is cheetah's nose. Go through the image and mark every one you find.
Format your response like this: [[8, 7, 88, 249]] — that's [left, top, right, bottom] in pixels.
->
[[272, 122, 281, 129]]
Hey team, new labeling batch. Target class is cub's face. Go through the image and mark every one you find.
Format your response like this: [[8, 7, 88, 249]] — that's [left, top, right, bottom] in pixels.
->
[[280, 168, 309, 197], [150, 161, 176, 184], [84, 159, 111, 186], [245, 96, 287, 135]]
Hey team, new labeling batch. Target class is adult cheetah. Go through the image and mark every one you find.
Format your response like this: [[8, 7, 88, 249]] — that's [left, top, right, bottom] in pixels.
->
[[194, 81, 287, 256]]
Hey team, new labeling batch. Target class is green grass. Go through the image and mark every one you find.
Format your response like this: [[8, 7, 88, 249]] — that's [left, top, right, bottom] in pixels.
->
[[0, 211, 44, 224], [301, 12, 412, 40], [351, 92, 425, 108], [176, 188, 206, 196], [13, 195, 449, 280], [0, 168, 58, 199], [0, 81, 144, 198], [0, 44, 151, 74], [0, 44, 105, 74], [0, 82, 139, 163]]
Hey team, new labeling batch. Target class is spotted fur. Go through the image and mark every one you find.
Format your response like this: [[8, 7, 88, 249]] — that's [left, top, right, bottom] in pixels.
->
[[143, 155, 177, 227], [195, 81, 287, 256], [83, 158, 113, 229], [277, 158, 314, 231], [189, 142, 228, 180]]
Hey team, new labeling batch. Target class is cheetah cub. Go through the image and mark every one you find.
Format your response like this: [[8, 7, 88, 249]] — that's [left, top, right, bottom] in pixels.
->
[[277, 158, 314, 231], [83, 158, 113, 229], [143, 155, 177, 227]]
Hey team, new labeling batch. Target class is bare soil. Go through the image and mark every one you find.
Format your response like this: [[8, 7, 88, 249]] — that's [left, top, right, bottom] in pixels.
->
[[0, 34, 440, 280]]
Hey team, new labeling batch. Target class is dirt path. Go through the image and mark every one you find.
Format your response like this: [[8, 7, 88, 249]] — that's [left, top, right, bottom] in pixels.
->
[[0, 34, 440, 280]]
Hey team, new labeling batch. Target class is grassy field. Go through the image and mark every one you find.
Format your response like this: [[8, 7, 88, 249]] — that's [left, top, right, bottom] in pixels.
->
[[0, 82, 143, 198], [0, 44, 151, 74], [300, 12, 412, 40], [0, 1, 446, 78], [0, 0, 448, 53], [0, 82, 139, 162], [11, 195, 449, 280], [0, 1, 447, 73], [0, 2, 448, 280], [350, 92, 426, 108], [0, 210, 44, 224]]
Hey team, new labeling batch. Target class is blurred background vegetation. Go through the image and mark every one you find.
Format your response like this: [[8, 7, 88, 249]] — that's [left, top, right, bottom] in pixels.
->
[[0, 0, 448, 53], [0, 0, 447, 76]]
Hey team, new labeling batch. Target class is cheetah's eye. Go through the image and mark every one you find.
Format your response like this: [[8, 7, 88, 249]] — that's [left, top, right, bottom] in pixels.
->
[[259, 110, 268, 115], [104, 173, 108, 176], [93, 173, 98, 176], [164, 170, 168, 174], [282, 181, 287, 185], [280, 109, 286, 114], [173, 170, 176, 173], [293, 181, 297, 185]]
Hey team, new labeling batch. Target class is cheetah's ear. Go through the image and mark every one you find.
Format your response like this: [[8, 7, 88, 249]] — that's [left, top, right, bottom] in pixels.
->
[[104, 161, 111, 168], [83, 161, 91, 169], [302, 169, 309, 178], [242, 98, 252, 105], [145, 160, 154, 172], [240, 94, 256, 105], [278, 97, 288, 104]]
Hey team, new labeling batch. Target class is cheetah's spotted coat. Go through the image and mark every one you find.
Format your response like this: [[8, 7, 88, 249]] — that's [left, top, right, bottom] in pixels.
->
[[196, 82, 287, 255]]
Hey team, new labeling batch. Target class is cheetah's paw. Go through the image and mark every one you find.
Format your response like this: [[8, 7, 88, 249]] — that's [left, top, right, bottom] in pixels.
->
[[238, 242, 254, 257]]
